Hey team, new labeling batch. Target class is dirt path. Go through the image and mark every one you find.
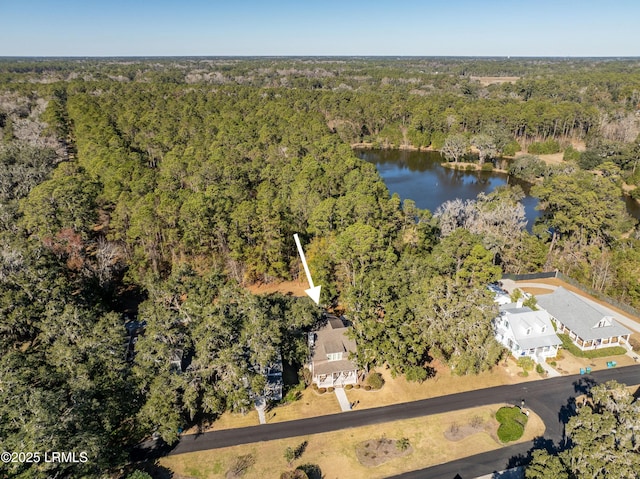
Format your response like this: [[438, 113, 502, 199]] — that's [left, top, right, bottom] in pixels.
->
[[245, 279, 307, 297]]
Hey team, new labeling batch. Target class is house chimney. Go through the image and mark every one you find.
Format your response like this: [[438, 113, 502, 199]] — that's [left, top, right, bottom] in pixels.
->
[[516, 299, 524, 308]]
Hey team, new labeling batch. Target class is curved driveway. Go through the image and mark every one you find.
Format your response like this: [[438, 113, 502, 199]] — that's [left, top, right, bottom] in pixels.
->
[[168, 365, 640, 478]]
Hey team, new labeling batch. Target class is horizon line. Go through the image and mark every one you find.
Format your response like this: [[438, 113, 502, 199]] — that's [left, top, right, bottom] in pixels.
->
[[2, 55, 640, 60]]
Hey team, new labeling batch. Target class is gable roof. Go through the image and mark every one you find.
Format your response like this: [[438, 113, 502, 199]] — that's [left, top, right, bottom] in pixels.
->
[[311, 315, 357, 376], [500, 304, 562, 350], [536, 287, 632, 341]]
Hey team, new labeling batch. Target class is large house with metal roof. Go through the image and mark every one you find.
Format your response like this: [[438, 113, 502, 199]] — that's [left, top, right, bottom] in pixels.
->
[[308, 315, 358, 388], [493, 302, 562, 362], [536, 287, 632, 351]]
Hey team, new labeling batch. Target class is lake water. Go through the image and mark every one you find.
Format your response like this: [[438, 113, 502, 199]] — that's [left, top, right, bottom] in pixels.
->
[[356, 148, 541, 229]]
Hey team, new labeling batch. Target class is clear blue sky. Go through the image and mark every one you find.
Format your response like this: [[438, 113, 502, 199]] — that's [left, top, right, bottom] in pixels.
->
[[1, 0, 638, 56]]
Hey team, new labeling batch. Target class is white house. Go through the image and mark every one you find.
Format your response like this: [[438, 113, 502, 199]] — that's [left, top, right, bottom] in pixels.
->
[[536, 287, 632, 351], [493, 302, 562, 362], [308, 315, 358, 388]]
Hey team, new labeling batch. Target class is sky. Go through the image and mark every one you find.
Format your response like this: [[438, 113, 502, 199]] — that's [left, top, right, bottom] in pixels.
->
[[0, 0, 638, 57]]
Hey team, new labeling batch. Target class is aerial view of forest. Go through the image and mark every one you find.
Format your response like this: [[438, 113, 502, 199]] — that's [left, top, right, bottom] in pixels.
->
[[2, 1, 640, 476], [1, 55, 639, 478]]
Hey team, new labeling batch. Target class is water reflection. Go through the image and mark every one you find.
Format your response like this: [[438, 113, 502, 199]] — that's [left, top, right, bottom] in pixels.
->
[[356, 148, 541, 229]]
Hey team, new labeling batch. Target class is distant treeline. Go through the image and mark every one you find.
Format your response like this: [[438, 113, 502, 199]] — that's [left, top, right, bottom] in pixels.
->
[[0, 58, 639, 477]]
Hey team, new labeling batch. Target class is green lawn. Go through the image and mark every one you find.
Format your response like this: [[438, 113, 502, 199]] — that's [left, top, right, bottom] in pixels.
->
[[558, 334, 627, 359], [495, 406, 528, 443]]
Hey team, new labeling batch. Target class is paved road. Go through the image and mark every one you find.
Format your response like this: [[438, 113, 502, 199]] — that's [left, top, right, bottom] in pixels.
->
[[168, 365, 640, 477], [388, 365, 640, 479]]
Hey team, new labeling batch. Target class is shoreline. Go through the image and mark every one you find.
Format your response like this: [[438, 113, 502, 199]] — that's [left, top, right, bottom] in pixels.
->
[[352, 143, 639, 208], [351, 142, 435, 152]]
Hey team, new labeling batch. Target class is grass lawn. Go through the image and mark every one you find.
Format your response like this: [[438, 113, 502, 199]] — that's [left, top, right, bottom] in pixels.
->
[[191, 357, 540, 433], [160, 404, 545, 479], [558, 334, 627, 359], [343, 358, 539, 414]]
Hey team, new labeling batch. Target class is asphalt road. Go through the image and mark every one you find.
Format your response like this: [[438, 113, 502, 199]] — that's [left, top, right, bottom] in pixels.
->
[[166, 365, 640, 478]]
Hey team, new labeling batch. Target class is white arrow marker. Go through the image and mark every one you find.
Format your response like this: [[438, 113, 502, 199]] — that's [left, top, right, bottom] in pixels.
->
[[293, 233, 321, 305]]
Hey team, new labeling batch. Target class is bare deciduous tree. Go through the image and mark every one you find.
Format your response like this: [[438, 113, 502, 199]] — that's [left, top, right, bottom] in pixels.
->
[[441, 134, 469, 163]]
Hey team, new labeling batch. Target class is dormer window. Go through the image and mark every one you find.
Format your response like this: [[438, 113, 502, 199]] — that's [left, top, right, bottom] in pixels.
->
[[327, 352, 342, 361]]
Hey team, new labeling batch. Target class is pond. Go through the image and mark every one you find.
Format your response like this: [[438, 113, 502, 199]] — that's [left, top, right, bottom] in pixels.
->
[[356, 148, 541, 229]]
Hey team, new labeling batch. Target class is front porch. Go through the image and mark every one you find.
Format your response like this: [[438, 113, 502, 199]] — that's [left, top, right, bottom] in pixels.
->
[[555, 321, 631, 351], [516, 344, 559, 362], [315, 369, 358, 388]]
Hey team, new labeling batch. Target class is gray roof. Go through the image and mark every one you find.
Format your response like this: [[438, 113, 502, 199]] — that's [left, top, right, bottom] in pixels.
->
[[500, 304, 562, 350], [536, 287, 632, 341], [313, 359, 358, 376], [311, 315, 357, 376]]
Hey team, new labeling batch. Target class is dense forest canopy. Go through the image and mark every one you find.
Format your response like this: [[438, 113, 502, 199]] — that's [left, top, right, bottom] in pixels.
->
[[0, 57, 639, 477]]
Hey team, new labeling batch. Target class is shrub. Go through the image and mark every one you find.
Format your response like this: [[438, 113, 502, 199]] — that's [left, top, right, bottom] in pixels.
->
[[226, 454, 256, 478], [563, 145, 581, 162], [345, 384, 353, 390], [508, 154, 547, 182], [405, 365, 429, 383], [297, 464, 322, 479], [481, 162, 494, 171], [578, 150, 603, 170], [502, 140, 521, 156], [528, 139, 560, 154], [364, 385, 372, 391], [283, 381, 306, 403], [354, 384, 361, 389], [396, 437, 410, 451], [496, 406, 528, 442], [366, 372, 385, 390], [517, 356, 535, 372], [523, 295, 537, 310], [126, 472, 153, 479], [284, 446, 295, 466], [327, 387, 334, 393], [630, 336, 640, 352], [470, 415, 483, 428], [535, 363, 545, 374], [318, 388, 326, 394]]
